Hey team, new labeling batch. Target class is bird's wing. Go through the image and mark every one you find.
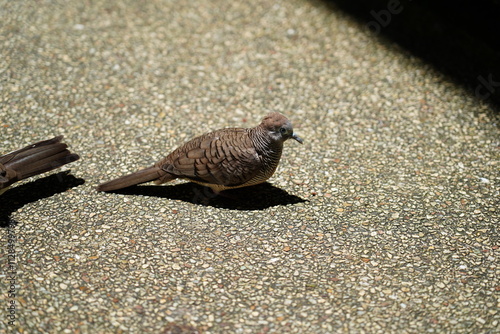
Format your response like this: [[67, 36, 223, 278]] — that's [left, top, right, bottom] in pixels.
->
[[0, 164, 18, 190], [158, 129, 261, 186], [0, 136, 79, 190]]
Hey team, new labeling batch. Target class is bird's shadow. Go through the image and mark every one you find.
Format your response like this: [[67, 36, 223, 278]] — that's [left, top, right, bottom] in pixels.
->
[[0, 171, 85, 228], [108, 182, 307, 210]]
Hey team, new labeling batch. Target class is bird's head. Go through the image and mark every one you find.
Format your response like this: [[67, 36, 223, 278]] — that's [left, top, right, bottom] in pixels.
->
[[260, 112, 303, 144]]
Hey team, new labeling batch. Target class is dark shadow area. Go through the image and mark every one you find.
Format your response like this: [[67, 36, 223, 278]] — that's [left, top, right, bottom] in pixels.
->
[[320, 0, 500, 113], [108, 182, 307, 210], [0, 171, 85, 228]]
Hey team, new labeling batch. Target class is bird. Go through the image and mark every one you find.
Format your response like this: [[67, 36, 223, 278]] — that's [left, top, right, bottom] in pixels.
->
[[0, 136, 80, 195], [97, 112, 303, 193]]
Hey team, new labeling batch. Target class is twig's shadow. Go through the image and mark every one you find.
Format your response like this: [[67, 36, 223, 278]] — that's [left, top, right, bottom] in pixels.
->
[[0, 171, 85, 228], [110, 182, 307, 210]]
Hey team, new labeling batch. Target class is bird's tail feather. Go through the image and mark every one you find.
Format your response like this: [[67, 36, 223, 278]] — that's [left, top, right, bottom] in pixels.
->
[[1, 136, 80, 180], [97, 166, 166, 192]]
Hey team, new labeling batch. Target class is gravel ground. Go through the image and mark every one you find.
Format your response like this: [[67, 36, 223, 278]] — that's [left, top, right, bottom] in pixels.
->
[[1, 0, 499, 333]]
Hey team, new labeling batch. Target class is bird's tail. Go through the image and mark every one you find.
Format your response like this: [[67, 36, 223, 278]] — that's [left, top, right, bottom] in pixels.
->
[[96, 166, 170, 192], [1, 136, 80, 183]]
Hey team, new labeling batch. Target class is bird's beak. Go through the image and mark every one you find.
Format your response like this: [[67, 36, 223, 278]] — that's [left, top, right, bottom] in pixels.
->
[[292, 133, 303, 144]]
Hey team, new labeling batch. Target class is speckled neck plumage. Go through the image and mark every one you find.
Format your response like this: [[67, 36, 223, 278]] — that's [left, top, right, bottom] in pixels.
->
[[249, 125, 284, 182]]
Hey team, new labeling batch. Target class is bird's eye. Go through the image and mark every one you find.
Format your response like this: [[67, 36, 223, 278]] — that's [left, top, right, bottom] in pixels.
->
[[279, 127, 287, 134]]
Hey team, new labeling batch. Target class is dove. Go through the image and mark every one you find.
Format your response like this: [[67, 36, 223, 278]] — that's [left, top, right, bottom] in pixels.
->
[[97, 112, 303, 193], [0, 136, 80, 195]]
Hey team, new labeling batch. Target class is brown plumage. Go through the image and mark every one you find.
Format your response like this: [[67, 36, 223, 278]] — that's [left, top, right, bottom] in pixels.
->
[[97, 112, 303, 193], [0, 136, 80, 195]]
